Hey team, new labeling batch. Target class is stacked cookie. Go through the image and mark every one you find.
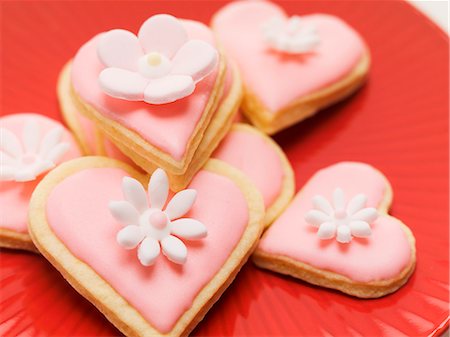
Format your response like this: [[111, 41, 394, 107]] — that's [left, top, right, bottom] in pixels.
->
[[0, 2, 416, 337]]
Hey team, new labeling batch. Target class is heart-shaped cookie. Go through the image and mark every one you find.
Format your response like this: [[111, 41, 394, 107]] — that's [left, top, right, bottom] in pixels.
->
[[0, 113, 81, 251], [68, 15, 235, 179], [212, 123, 294, 226], [253, 162, 416, 298], [28, 157, 264, 336], [212, 1, 369, 134], [59, 56, 243, 190]]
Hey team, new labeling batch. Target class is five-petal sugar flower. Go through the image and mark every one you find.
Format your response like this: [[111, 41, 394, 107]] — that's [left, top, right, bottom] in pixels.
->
[[262, 15, 320, 54], [304, 188, 379, 243], [109, 168, 207, 266], [0, 119, 70, 182], [97, 14, 219, 105]]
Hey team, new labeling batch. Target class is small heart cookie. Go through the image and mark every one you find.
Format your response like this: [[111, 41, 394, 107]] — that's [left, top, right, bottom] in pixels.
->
[[0, 113, 81, 251], [29, 157, 264, 336], [212, 1, 369, 134], [66, 14, 244, 183], [212, 123, 294, 226], [253, 162, 416, 298]]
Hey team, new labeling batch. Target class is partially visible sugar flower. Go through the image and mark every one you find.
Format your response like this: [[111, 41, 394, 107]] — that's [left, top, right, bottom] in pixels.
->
[[0, 119, 69, 182], [262, 15, 320, 54], [109, 168, 207, 266], [97, 14, 218, 105], [305, 188, 378, 243]]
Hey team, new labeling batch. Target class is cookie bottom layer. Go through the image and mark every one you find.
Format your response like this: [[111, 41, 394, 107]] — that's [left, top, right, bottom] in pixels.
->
[[242, 52, 370, 135], [0, 228, 38, 253]]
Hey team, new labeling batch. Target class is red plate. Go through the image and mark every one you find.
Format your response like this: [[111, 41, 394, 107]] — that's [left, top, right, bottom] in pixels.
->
[[1, 1, 448, 336]]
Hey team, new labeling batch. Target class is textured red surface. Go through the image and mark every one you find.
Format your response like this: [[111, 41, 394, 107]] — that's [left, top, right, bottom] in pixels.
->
[[0, 1, 448, 336]]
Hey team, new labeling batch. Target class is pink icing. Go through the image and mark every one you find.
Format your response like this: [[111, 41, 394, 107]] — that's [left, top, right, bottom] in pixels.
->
[[257, 162, 412, 283], [71, 20, 219, 161], [0, 113, 81, 234], [46, 167, 249, 332], [212, 127, 284, 208], [213, 1, 365, 112]]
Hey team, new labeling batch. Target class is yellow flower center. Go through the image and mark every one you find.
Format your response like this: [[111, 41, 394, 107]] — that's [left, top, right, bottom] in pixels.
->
[[147, 52, 162, 66]]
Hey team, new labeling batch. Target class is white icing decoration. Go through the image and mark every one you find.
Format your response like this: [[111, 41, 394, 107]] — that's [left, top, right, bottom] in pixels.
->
[[304, 188, 378, 243], [262, 16, 320, 54], [97, 14, 218, 104], [0, 119, 70, 182], [110, 168, 207, 266]]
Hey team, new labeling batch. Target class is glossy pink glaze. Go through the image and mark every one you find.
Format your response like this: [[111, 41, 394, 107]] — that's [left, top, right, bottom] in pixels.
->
[[213, 1, 365, 112], [46, 167, 249, 332], [213, 127, 284, 208], [0, 113, 81, 234], [257, 162, 412, 283], [71, 20, 219, 161]]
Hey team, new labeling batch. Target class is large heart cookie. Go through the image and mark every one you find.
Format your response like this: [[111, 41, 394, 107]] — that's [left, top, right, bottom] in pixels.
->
[[0, 113, 81, 251], [29, 157, 264, 336], [253, 162, 416, 298], [59, 56, 243, 190], [212, 1, 369, 134], [67, 14, 237, 179]]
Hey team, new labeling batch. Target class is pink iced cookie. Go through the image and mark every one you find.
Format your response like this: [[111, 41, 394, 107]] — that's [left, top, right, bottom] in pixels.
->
[[70, 14, 227, 177], [29, 157, 264, 336], [212, 1, 369, 134], [253, 162, 416, 298], [0, 113, 81, 251], [212, 123, 294, 226]]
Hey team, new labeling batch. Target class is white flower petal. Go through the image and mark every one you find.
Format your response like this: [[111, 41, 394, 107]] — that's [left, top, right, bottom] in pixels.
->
[[349, 221, 372, 238], [23, 119, 40, 154], [0, 151, 15, 166], [312, 195, 333, 215], [116, 225, 144, 249], [39, 127, 63, 158], [317, 222, 336, 240], [109, 201, 140, 225], [122, 177, 148, 212], [44, 142, 70, 164], [336, 226, 351, 244], [99, 67, 148, 101], [333, 188, 346, 211], [143, 75, 194, 104], [0, 165, 15, 181], [161, 235, 187, 264], [165, 189, 197, 220], [171, 40, 218, 82], [170, 218, 207, 239], [304, 209, 330, 227], [0, 127, 22, 157], [137, 237, 160, 266], [346, 194, 368, 215], [97, 29, 143, 71], [148, 168, 169, 210], [352, 207, 378, 224], [14, 167, 37, 182], [138, 14, 188, 58]]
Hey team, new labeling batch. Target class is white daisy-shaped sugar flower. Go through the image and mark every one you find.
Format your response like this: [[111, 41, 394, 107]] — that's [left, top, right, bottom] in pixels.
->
[[109, 168, 207, 266], [262, 15, 320, 54], [0, 119, 70, 182], [97, 14, 218, 105], [304, 188, 379, 243]]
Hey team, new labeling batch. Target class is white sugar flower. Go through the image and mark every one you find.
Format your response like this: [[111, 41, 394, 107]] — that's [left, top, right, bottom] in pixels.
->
[[0, 119, 70, 182], [262, 16, 320, 54], [97, 14, 218, 104], [109, 168, 207, 266], [305, 188, 378, 243]]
